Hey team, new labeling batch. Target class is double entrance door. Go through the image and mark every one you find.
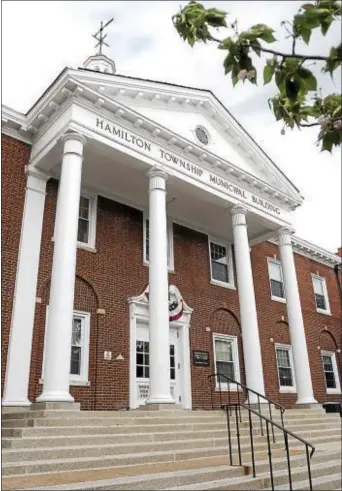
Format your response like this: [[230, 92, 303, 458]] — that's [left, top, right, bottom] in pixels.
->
[[136, 324, 181, 406]]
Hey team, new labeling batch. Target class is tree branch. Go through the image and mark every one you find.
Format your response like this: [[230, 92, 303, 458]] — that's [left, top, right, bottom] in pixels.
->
[[300, 117, 342, 127], [208, 34, 330, 61]]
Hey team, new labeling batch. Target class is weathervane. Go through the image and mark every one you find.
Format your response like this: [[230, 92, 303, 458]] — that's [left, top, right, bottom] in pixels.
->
[[93, 18, 114, 55]]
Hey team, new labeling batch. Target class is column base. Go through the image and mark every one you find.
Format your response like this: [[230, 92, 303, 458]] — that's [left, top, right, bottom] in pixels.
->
[[295, 402, 321, 409], [295, 398, 318, 406], [36, 391, 74, 403], [2, 398, 31, 407], [145, 396, 175, 405]]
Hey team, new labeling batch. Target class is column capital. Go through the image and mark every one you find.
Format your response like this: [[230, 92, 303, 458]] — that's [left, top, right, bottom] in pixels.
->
[[148, 166, 168, 191], [61, 132, 87, 146], [278, 228, 294, 246], [230, 205, 247, 226]]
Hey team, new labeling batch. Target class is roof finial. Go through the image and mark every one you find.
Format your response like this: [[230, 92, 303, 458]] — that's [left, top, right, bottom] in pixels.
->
[[93, 18, 114, 55]]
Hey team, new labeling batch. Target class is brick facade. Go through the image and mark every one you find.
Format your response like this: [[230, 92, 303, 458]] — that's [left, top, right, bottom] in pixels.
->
[[2, 134, 341, 410]]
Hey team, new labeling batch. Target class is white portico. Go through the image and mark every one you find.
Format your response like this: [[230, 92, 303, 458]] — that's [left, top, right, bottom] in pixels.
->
[[2, 52, 318, 408]]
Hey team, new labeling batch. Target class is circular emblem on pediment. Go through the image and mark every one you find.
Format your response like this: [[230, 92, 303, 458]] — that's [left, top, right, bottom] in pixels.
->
[[195, 125, 210, 145]]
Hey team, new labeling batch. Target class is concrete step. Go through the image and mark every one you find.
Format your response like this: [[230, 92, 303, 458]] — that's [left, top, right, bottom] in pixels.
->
[[166, 459, 340, 490], [1, 445, 320, 486], [2, 423, 339, 450], [0, 439, 311, 477], [267, 473, 342, 490], [1, 435, 285, 463], [2, 421, 228, 438], [15, 449, 339, 491], [1, 414, 227, 428], [2, 428, 259, 449], [1, 409, 224, 420]]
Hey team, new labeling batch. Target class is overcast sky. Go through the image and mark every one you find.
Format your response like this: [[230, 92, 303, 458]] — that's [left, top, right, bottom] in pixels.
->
[[2, 1, 341, 253]]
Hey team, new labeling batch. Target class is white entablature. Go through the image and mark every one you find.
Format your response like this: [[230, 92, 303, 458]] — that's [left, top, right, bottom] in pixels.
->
[[2, 66, 303, 213]]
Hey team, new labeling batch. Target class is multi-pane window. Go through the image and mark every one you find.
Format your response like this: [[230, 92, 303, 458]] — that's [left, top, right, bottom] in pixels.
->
[[77, 197, 90, 244], [268, 260, 285, 300], [312, 275, 330, 313], [143, 215, 174, 269], [170, 345, 176, 380], [70, 316, 83, 376], [322, 353, 336, 389], [276, 346, 295, 389], [43, 310, 90, 383], [136, 341, 175, 380], [321, 350, 341, 393], [213, 335, 239, 386], [209, 240, 234, 287], [75, 195, 97, 248], [136, 341, 149, 379]]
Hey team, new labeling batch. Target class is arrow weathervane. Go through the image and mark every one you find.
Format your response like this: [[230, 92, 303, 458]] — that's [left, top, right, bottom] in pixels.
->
[[93, 18, 114, 55]]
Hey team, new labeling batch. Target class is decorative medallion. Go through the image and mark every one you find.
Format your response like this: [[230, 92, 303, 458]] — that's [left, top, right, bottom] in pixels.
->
[[195, 126, 210, 145]]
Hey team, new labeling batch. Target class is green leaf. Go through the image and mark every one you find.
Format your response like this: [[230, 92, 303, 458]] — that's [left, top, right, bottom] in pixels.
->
[[263, 64, 275, 84], [298, 68, 317, 91], [301, 27, 312, 44]]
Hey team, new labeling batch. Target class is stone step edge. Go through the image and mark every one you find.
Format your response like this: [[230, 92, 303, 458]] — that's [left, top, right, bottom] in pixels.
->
[[17, 454, 340, 491], [264, 473, 342, 490], [3, 448, 335, 485], [3, 423, 339, 443], [4, 430, 339, 455], [1, 442, 315, 468], [166, 460, 340, 490], [1, 434, 317, 456]]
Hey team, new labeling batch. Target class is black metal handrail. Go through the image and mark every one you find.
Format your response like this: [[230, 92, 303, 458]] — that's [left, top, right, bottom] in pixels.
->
[[208, 373, 315, 491], [208, 372, 286, 440]]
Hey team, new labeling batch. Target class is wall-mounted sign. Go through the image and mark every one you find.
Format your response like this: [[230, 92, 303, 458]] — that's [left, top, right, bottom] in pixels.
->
[[94, 117, 289, 222], [193, 350, 210, 366]]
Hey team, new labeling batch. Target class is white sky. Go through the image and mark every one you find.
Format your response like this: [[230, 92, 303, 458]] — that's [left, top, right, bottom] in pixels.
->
[[2, 1, 341, 253]]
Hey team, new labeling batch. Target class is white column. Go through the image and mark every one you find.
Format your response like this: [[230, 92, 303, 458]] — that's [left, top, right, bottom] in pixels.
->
[[145, 167, 174, 405], [278, 229, 317, 405], [231, 205, 265, 402], [37, 133, 86, 403], [2, 170, 48, 406]]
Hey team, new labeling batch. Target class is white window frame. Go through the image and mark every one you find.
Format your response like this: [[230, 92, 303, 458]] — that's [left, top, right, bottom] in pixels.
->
[[42, 308, 91, 385], [311, 274, 331, 315], [267, 258, 286, 303], [212, 333, 240, 391], [321, 350, 341, 394], [143, 212, 174, 271], [275, 344, 296, 393], [77, 193, 97, 250], [209, 237, 235, 289]]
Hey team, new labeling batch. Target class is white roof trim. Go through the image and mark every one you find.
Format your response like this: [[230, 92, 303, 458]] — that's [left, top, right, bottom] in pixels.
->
[[269, 235, 341, 268]]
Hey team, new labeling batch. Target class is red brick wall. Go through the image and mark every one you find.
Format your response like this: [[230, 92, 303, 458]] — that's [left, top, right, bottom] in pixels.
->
[[2, 136, 341, 409], [1, 135, 31, 394]]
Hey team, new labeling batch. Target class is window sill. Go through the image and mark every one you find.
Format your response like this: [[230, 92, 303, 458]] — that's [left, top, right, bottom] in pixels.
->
[[51, 237, 97, 254], [142, 261, 175, 274], [39, 379, 90, 387], [316, 308, 331, 316], [77, 243, 97, 253], [327, 388, 341, 394], [279, 387, 296, 393], [210, 280, 236, 291], [271, 296, 286, 304]]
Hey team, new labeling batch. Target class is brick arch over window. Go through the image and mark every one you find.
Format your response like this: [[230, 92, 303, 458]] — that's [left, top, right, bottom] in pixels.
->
[[272, 320, 291, 346], [210, 308, 245, 386], [31, 275, 99, 409], [319, 330, 338, 352]]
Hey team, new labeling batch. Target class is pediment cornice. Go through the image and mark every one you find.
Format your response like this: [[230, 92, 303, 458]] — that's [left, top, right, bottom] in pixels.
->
[[2, 69, 302, 211]]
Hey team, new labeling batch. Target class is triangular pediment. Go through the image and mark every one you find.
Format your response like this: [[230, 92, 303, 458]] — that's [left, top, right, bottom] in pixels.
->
[[70, 68, 302, 203]]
